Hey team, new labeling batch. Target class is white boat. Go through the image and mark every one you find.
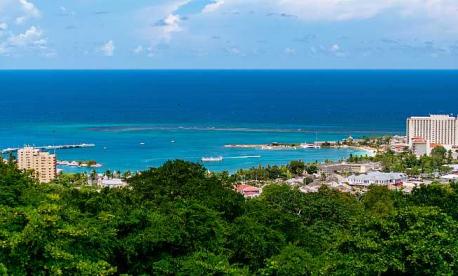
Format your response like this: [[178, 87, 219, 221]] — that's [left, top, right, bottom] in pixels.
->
[[201, 156, 223, 162], [300, 143, 320, 149]]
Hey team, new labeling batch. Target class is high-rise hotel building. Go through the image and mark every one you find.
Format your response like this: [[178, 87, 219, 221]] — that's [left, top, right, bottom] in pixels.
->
[[17, 147, 57, 183], [407, 115, 458, 146]]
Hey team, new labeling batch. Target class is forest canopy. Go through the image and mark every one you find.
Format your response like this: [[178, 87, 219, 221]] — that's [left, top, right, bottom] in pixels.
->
[[0, 159, 458, 275]]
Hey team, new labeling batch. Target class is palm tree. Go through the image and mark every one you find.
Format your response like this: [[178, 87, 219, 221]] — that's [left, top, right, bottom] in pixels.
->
[[90, 169, 98, 185]]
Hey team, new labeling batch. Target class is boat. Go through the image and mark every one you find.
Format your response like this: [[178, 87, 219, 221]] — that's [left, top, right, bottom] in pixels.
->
[[300, 143, 320, 149], [201, 156, 223, 162]]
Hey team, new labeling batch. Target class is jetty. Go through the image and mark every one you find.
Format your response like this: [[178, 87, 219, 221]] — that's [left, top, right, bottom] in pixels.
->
[[224, 142, 318, 150], [1, 143, 95, 154], [57, 160, 102, 168]]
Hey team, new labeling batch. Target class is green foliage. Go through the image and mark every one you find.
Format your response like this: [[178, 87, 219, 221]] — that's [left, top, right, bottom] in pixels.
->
[[288, 160, 305, 176], [234, 164, 290, 181], [234, 161, 318, 182], [348, 149, 453, 176], [179, 251, 250, 275], [1, 159, 458, 274], [0, 160, 36, 206], [305, 164, 318, 175], [362, 186, 396, 217], [304, 176, 314, 185], [260, 245, 316, 276]]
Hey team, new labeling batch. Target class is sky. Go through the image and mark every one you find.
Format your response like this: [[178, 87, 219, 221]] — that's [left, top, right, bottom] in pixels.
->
[[0, 0, 457, 69]]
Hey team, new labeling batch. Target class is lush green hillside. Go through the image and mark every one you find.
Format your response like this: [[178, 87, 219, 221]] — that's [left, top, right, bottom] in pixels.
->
[[1, 160, 458, 275]]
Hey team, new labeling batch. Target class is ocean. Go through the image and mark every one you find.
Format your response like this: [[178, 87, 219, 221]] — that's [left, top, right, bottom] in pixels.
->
[[1, 70, 457, 172]]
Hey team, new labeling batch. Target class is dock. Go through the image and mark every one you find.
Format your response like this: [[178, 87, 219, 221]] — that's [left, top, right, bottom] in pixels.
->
[[1, 143, 95, 154]]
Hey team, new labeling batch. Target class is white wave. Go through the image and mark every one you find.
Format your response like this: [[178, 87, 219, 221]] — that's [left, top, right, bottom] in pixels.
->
[[226, 155, 261, 159]]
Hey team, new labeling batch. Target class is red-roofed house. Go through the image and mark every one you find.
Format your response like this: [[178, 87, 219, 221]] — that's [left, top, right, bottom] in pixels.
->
[[234, 184, 261, 198], [411, 137, 430, 157]]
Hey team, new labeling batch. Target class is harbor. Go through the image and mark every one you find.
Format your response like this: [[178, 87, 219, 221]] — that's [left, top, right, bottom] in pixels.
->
[[1, 143, 95, 154]]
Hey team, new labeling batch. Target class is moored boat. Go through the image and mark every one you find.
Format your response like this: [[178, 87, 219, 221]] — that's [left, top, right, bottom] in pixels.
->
[[201, 156, 223, 162]]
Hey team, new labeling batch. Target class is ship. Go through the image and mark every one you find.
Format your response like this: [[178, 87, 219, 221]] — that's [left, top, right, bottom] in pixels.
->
[[201, 156, 223, 162]]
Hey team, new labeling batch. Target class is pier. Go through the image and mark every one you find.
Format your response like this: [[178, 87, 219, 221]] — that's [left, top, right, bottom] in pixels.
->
[[1, 143, 95, 154]]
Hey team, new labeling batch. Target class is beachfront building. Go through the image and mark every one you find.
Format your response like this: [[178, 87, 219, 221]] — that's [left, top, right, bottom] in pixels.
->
[[320, 162, 381, 175], [346, 172, 407, 187], [389, 135, 409, 153], [98, 177, 127, 188], [17, 147, 57, 183], [407, 115, 458, 147], [411, 137, 431, 157]]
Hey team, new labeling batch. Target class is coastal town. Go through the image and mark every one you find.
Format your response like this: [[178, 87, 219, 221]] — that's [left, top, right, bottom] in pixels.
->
[[236, 115, 458, 197], [3, 114, 458, 197], [2, 1, 457, 272]]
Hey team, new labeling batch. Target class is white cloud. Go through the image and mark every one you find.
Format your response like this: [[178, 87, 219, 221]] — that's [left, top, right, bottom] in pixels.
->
[[272, 0, 394, 21], [8, 26, 43, 46], [202, 0, 225, 13], [100, 40, 115, 56], [19, 0, 40, 17], [284, 47, 296, 55], [328, 43, 346, 57], [133, 45, 144, 54], [138, 1, 191, 50], [59, 6, 76, 17], [161, 14, 182, 35], [15, 16, 26, 24], [0, 25, 54, 56], [0, 22, 7, 31], [226, 46, 241, 55], [201, 0, 458, 29], [163, 13, 180, 26], [16, 0, 40, 24], [330, 44, 340, 52]]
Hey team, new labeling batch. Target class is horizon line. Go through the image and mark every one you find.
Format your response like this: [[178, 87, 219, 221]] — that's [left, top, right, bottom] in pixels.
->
[[0, 68, 457, 71]]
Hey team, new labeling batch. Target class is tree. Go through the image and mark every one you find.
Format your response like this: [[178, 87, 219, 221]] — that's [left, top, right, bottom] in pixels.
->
[[0, 161, 36, 206], [228, 216, 286, 271], [362, 185, 395, 217], [288, 160, 305, 176], [260, 245, 316, 275], [1, 159, 458, 274], [305, 164, 318, 174], [178, 251, 249, 275], [431, 146, 447, 165], [304, 176, 314, 185], [386, 206, 458, 274]]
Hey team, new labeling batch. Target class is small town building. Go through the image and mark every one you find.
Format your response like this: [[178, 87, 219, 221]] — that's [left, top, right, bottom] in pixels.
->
[[440, 173, 458, 181], [98, 178, 127, 188], [320, 162, 381, 175], [445, 164, 458, 172], [411, 137, 431, 157], [346, 172, 407, 187], [234, 184, 261, 198]]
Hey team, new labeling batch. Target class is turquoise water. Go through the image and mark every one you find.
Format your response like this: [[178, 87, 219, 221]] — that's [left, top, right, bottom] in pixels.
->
[[0, 123, 370, 172], [1, 70, 457, 172]]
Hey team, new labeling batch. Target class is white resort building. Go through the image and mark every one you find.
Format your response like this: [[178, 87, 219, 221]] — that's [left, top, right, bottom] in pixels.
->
[[346, 172, 407, 187], [17, 147, 57, 183], [407, 115, 458, 147]]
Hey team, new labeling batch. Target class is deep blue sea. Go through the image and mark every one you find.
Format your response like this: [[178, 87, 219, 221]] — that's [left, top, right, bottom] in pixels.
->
[[1, 70, 457, 172]]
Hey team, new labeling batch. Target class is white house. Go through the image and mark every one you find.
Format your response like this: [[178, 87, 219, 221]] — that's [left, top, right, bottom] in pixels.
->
[[347, 172, 407, 187]]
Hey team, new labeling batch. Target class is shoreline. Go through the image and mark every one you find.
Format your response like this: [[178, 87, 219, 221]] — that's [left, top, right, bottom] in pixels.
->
[[346, 146, 377, 157], [1, 124, 384, 174]]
